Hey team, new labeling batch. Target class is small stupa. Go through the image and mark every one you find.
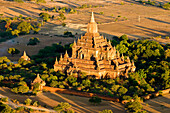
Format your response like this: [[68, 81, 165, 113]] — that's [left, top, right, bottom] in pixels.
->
[[20, 51, 30, 61]]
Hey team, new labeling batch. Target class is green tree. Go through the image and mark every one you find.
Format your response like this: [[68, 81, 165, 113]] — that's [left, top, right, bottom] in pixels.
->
[[18, 85, 29, 93], [89, 96, 102, 105], [11, 29, 20, 36], [17, 21, 33, 34], [53, 102, 71, 112], [165, 49, 170, 59], [0, 102, 12, 113], [7, 48, 20, 57], [39, 13, 51, 22], [25, 98, 32, 105], [0, 75, 4, 81], [99, 109, 113, 113], [118, 86, 128, 96], [33, 101, 39, 107]]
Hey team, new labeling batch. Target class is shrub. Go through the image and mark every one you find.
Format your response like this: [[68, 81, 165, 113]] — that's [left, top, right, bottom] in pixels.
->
[[7, 48, 20, 57], [0, 97, 8, 102], [53, 102, 71, 112], [165, 36, 169, 39], [162, 2, 170, 10], [36, 0, 46, 3], [99, 109, 113, 113], [33, 101, 39, 107], [62, 23, 66, 27], [120, 2, 125, 5], [0, 102, 12, 113], [27, 37, 40, 45], [39, 13, 51, 22], [17, 21, 33, 34], [14, 0, 24, 3], [16, 106, 25, 111], [64, 31, 73, 37], [99, 12, 104, 15], [89, 96, 101, 105], [25, 98, 32, 105]]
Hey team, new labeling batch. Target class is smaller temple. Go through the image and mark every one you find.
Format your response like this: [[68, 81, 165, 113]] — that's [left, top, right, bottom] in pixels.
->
[[21, 51, 30, 61], [31, 74, 46, 91]]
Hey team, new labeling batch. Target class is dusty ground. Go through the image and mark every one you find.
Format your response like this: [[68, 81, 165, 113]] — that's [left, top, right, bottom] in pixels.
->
[[0, 34, 74, 61], [0, 0, 170, 60], [0, 87, 125, 113], [0, 0, 170, 40], [142, 94, 170, 113]]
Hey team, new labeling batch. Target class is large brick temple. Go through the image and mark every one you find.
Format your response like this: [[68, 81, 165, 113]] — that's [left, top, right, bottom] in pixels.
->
[[54, 12, 136, 79]]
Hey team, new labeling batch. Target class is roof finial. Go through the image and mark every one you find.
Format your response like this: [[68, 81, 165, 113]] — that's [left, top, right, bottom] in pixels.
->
[[23, 51, 27, 56], [91, 10, 95, 23]]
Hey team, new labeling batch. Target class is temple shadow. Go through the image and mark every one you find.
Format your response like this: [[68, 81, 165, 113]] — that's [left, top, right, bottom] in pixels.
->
[[135, 25, 170, 37], [43, 92, 125, 113], [8, 7, 38, 17], [147, 17, 170, 25], [142, 94, 170, 113]]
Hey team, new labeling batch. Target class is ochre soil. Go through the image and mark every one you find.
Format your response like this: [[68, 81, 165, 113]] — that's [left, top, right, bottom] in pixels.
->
[[142, 94, 170, 113], [0, 87, 125, 113]]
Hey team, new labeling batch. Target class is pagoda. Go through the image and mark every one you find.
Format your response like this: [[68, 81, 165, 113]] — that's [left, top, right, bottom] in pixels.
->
[[20, 51, 30, 61], [31, 74, 46, 91], [54, 12, 136, 79]]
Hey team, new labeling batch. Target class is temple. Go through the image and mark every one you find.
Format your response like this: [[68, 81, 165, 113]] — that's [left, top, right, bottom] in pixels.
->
[[31, 74, 46, 91], [20, 51, 30, 61], [54, 12, 136, 79]]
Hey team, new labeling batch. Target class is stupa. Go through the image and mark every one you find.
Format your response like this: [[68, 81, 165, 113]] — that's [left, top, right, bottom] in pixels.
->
[[31, 74, 46, 91], [20, 51, 30, 61], [54, 12, 136, 79]]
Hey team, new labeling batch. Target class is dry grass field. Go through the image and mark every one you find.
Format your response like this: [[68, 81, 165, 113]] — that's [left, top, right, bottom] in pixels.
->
[[0, 87, 125, 113], [0, 34, 74, 61], [0, 0, 170, 60], [0, 87, 170, 113], [142, 94, 170, 113]]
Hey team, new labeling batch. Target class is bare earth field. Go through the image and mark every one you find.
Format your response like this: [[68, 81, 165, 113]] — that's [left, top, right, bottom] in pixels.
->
[[0, 0, 169, 60], [0, 87, 170, 113], [0, 87, 125, 113], [0, 34, 74, 61], [142, 94, 170, 113]]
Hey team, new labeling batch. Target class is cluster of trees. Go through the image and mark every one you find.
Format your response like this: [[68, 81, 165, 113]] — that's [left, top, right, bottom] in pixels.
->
[[7, 48, 20, 57], [138, 0, 170, 10], [0, 34, 169, 112], [0, 102, 14, 113], [42, 7, 77, 14], [39, 12, 66, 26], [0, 15, 41, 40], [27, 37, 40, 45], [77, 4, 103, 9]]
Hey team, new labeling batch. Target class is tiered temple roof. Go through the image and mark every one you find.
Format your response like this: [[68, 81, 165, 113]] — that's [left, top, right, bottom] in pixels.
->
[[54, 12, 136, 79]]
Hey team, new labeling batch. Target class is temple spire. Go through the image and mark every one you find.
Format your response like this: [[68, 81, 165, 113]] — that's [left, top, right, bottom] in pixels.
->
[[55, 57, 58, 64], [23, 51, 27, 56], [64, 50, 69, 58], [87, 11, 98, 33], [91, 11, 95, 23]]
